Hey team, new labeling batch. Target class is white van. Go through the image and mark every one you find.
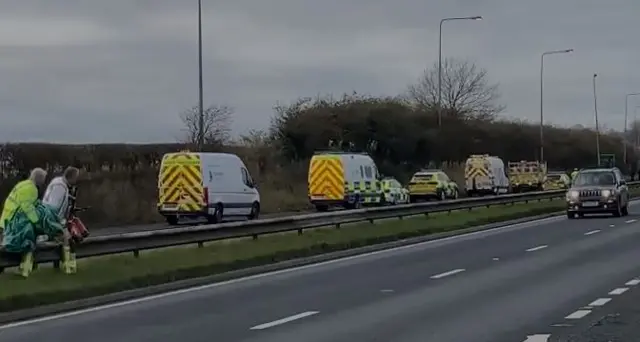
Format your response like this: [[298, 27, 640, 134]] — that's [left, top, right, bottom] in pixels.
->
[[464, 154, 510, 196], [157, 151, 261, 225]]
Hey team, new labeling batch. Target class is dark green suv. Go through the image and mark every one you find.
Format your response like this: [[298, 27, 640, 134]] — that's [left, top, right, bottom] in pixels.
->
[[566, 168, 629, 218]]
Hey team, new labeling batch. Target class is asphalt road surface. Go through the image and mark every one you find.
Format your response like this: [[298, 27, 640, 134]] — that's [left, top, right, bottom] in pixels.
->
[[4, 204, 640, 342]]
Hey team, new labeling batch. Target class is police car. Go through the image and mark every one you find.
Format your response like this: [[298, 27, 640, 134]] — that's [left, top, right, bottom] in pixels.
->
[[381, 177, 410, 205]]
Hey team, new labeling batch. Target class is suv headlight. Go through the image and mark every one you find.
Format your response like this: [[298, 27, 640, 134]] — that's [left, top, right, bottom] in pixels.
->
[[601, 189, 614, 198], [567, 190, 579, 200]]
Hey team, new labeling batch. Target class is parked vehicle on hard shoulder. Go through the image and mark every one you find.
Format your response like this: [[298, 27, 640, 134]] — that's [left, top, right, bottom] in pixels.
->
[[508, 160, 547, 192], [464, 154, 510, 196], [308, 151, 383, 211], [543, 171, 571, 191], [381, 177, 410, 205], [566, 167, 629, 219], [157, 151, 260, 225], [408, 169, 459, 202]]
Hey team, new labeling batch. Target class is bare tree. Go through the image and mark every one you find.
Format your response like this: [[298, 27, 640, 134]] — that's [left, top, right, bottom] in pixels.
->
[[180, 104, 233, 145], [407, 57, 505, 120]]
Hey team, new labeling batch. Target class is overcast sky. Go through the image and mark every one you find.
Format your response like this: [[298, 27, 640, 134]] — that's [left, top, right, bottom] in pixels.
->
[[0, 0, 639, 143]]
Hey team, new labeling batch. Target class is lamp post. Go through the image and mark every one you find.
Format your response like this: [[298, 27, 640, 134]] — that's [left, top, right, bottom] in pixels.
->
[[539, 49, 573, 162], [437, 16, 482, 128], [593, 73, 601, 166], [624, 92, 640, 165], [634, 105, 640, 149], [197, 0, 205, 151]]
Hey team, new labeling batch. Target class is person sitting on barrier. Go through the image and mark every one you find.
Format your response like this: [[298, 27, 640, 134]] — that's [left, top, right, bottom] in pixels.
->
[[1, 168, 69, 277], [42, 166, 84, 273], [43, 167, 80, 223]]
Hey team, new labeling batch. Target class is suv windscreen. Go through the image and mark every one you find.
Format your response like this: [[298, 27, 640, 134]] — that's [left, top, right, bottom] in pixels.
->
[[573, 172, 616, 186]]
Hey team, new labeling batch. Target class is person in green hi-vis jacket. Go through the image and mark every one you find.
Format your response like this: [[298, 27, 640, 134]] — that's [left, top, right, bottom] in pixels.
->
[[0, 168, 68, 277]]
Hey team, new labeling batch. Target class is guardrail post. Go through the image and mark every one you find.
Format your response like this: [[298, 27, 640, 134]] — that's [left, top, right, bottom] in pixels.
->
[[198, 242, 204, 248], [133, 250, 140, 258], [252, 234, 258, 240], [297, 229, 303, 235], [336, 223, 341, 229]]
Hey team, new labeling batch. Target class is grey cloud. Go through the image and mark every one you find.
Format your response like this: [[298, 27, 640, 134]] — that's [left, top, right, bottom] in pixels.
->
[[0, 0, 638, 143]]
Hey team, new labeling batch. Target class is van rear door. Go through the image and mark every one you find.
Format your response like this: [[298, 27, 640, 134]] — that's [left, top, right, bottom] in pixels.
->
[[158, 152, 205, 214], [308, 154, 345, 202]]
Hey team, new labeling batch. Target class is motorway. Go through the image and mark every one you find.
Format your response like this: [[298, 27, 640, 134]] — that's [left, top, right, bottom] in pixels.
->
[[3, 205, 640, 341]]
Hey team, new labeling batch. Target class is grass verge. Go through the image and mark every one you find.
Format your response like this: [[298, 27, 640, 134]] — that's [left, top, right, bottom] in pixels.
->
[[0, 198, 569, 313]]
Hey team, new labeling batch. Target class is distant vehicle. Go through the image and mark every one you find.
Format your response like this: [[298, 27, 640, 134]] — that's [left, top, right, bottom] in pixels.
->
[[408, 169, 459, 202], [157, 151, 261, 225], [508, 160, 547, 192], [464, 154, 510, 196], [566, 167, 629, 218], [308, 151, 382, 211], [381, 177, 409, 205], [543, 172, 571, 191]]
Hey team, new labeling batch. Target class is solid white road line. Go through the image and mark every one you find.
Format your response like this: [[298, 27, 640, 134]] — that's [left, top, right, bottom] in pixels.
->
[[625, 279, 640, 286], [430, 268, 466, 279], [250, 311, 319, 330], [526, 245, 548, 252], [609, 287, 629, 295], [523, 334, 551, 342], [588, 298, 611, 306], [625, 219, 636, 224], [565, 309, 591, 319], [584, 230, 600, 235]]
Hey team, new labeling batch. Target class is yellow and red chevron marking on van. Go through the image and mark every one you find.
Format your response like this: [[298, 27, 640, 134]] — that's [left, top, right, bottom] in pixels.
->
[[308, 155, 345, 201], [158, 152, 204, 211]]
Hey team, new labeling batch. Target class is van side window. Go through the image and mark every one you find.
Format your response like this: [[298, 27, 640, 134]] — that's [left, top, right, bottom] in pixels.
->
[[364, 166, 372, 179], [360, 166, 364, 178], [240, 168, 251, 187]]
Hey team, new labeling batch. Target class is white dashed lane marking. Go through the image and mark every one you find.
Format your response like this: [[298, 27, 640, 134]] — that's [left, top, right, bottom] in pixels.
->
[[565, 310, 591, 319], [522, 334, 551, 341], [626, 279, 640, 286], [430, 268, 465, 279], [584, 230, 600, 235], [526, 245, 548, 252], [588, 298, 611, 306], [250, 311, 319, 330], [625, 219, 637, 223], [609, 287, 629, 295]]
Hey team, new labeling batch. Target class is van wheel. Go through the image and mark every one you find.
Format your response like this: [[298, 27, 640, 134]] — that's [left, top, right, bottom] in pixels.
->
[[207, 204, 223, 224], [248, 202, 260, 220], [438, 190, 446, 201], [452, 189, 459, 199], [622, 204, 629, 216], [165, 215, 179, 225]]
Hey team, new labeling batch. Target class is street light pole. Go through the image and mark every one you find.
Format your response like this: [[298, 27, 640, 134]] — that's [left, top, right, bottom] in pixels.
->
[[624, 92, 640, 166], [635, 106, 640, 149], [539, 48, 573, 162], [593, 73, 601, 166], [197, 0, 205, 151], [437, 16, 482, 128]]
